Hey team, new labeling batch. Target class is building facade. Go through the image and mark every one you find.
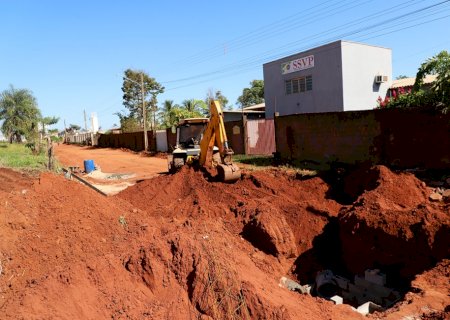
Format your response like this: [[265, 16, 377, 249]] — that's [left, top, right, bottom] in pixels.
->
[[263, 40, 392, 118]]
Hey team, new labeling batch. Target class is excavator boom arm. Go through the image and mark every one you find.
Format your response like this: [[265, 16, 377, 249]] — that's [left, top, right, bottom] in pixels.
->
[[199, 100, 241, 182]]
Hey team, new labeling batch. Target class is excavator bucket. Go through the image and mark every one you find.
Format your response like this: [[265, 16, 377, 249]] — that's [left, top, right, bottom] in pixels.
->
[[216, 163, 241, 182]]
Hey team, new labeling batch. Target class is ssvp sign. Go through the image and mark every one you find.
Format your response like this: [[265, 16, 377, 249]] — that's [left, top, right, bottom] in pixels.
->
[[281, 55, 314, 75]]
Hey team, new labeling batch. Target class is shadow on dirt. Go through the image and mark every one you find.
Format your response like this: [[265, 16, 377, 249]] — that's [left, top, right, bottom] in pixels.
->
[[321, 163, 380, 205]]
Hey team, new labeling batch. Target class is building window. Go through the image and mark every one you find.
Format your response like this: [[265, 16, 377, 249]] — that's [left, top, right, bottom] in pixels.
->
[[285, 75, 312, 95], [292, 79, 299, 93], [299, 77, 306, 92], [306, 75, 312, 91], [285, 80, 292, 95]]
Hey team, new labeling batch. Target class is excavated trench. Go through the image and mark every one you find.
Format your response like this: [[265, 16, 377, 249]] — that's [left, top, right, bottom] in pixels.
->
[[116, 164, 449, 317], [238, 165, 449, 312], [288, 165, 450, 311]]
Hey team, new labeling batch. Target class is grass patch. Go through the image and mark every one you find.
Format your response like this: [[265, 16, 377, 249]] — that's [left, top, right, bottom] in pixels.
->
[[233, 154, 319, 177], [232, 154, 274, 167], [0, 142, 48, 170]]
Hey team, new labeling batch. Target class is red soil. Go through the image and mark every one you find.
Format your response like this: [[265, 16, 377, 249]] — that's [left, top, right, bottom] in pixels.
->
[[0, 165, 448, 319]]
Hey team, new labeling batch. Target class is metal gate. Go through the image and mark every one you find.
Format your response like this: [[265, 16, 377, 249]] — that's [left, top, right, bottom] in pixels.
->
[[246, 119, 275, 155]]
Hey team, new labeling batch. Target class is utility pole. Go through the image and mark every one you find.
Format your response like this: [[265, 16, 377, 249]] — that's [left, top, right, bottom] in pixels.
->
[[64, 119, 67, 143], [83, 109, 88, 131], [141, 73, 148, 151]]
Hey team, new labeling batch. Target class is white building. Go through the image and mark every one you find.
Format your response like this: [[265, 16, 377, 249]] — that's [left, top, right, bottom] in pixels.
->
[[263, 40, 392, 118]]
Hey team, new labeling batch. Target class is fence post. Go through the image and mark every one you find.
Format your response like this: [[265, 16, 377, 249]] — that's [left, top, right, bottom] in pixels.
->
[[243, 113, 248, 155]]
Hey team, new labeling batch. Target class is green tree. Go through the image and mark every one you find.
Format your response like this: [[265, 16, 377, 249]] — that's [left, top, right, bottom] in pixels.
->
[[171, 107, 203, 125], [206, 89, 230, 110], [41, 116, 59, 135], [114, 111, 141, 132], [0, 85, 41, 144], [414, 50, 450, 113], [182, 99, 207, 114], [395, 75, 409, 80], [237, 80, 264, 107], [121, 69, 164, 129], [69, 124, 81, 131], [378, 51, 450, 113], [65, 124, 81, 134], [158, 100, 179, 128]]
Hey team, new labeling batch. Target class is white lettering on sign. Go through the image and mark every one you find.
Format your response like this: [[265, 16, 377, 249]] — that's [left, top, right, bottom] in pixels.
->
[[281, 55, 314, 74]]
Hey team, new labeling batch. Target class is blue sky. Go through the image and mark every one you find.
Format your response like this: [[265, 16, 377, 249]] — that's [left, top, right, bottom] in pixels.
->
[[1, 0, 449, 130]]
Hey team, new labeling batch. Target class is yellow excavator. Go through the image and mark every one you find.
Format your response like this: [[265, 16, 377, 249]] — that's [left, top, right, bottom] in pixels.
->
[[167, 100, 241, 182]]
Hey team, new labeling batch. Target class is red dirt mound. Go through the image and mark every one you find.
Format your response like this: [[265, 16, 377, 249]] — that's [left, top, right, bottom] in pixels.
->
[[0, 168, 358, 319], [117, 166, 342, 258], [338, 165, 450, 285], [1, 164, 448, 319]]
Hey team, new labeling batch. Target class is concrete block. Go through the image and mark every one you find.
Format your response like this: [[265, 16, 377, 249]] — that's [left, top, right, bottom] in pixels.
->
[[335, 275, 349, 291], [346, 283, 367, 301], [355, 275, 392, 297], [356, 301, 384, 315], [330, 295, 343, 305], [303, 284, 312, 295], [364, 269, 386, 286]]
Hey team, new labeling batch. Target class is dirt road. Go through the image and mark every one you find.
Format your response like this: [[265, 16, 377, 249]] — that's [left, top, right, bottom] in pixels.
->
[[54, 144, 168, 180], [54, 144, 169, 194]]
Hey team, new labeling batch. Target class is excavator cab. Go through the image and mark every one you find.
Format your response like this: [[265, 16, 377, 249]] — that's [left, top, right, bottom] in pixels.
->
[[168, 118, 209, 171]]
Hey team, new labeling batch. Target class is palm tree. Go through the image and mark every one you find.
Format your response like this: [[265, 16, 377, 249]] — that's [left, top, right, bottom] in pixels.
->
[[159, 100, 177, 128], [182, 99, 197, 112], [182, 99, 208, 116], [0, 85, 41, 143]]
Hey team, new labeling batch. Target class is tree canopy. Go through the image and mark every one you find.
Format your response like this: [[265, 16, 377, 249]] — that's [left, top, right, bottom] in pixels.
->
[[157, 99, 207, 129], [378, 50, 450, 113], [41, 116, 59, 134], [206, 90, 230, 110], [158, 100, 178, 129], [114, 111, 141, 133], [68, 124, 81, 131], [414, 50, 450, 111], [121, 69, 164, 129], [0, 86, 41, 143], [237, 80, 264, 107]]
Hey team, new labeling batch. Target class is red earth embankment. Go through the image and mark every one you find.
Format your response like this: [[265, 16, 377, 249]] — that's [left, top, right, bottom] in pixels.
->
[[0, 165, 448, 319]]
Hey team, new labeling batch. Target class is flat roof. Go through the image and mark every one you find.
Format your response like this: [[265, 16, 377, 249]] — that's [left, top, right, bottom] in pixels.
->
[[223, 110, 265, 114], [263, 40, 391, 67], [179, 118, 209, 124], [243, 103, 265, 111]]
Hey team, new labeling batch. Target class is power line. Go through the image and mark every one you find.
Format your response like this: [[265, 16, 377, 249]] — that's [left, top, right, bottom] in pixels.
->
[[162, 0, 450, 90], [161, 0, 423, 84], [162, 0, 422, 75], [164, 8, 450, 91], [175, 0, 373, 68], [168, 0, 339, 66]]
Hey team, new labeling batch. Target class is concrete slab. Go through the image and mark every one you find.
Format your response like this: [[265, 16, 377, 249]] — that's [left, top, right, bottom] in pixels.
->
[[356, 301, 384, 315]]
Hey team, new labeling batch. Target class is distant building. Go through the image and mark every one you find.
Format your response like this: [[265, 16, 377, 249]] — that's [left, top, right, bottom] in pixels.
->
[[263, 40, 392, 118], [109, 126, 122, 134], [389, 74, 436, 96], [223, 103, 266, 122]]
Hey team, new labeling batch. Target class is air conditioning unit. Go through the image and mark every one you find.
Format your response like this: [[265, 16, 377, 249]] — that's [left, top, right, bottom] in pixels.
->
[[375, 75, 388, 83]]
